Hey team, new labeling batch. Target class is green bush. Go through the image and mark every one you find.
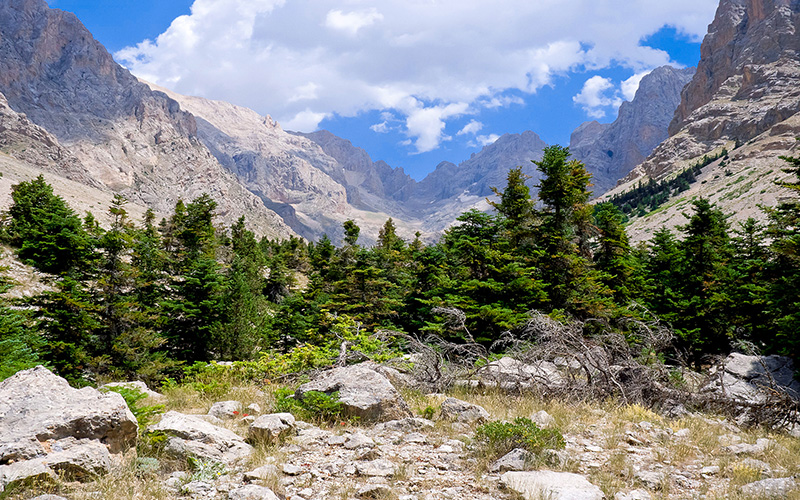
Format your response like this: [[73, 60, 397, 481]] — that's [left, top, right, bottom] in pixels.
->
[[274, 387, 345, 423], [101, 386, 164, 432], [474, 417, 564, 459]]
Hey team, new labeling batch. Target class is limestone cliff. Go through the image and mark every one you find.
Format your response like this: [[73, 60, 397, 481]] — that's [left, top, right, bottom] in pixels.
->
[[0, 0, 292, 238], [570, 66, 695, 194], [604, 0, 800, 241]]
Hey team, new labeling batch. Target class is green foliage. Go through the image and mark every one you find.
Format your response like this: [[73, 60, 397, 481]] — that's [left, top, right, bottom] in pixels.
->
[[187, 457, 227, 482], [101, 386, 165, 432], [4, 175, 92, 274], [474, 418, 565, 459], [275, 387, 345, 423]]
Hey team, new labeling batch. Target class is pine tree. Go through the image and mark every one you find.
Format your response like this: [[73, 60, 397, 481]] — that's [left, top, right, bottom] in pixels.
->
[[4, 175, 91, 275], [214, 216, 269, 360]]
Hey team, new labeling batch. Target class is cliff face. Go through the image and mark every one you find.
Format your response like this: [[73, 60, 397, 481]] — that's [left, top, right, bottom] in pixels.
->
[[0, 0, 292, 238], [570, 66, 695, 194], [670, 0, 800, 134], [603, 0, 800, 242]]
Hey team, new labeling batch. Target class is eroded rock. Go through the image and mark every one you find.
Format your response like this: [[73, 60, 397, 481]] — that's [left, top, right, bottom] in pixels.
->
[[0, 366, 138, 490], [501, 470, 604, 500], [295, 365, 412, 423], [149, 411, 253, 464]]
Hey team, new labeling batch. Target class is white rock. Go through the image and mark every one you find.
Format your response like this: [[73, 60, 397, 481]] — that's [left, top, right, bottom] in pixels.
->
[[248, 413, 296, 445], [741, 477, 798, 497], [344, 432, 375, 449], [149, 411, 253, 464], [439, 397, 490, 424], [208, 400, 242, 420], [296, 364, 412, 423], [356, 459, 396, 477], [530, 410, 556, 428], [228, 484, 281, 500], [0, 366, 138, 490], [501, 471, 604, 500]]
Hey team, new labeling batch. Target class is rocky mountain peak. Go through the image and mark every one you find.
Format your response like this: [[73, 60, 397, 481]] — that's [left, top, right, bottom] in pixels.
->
[[670, 0, 800, 134], [570, 65, 695, 194]]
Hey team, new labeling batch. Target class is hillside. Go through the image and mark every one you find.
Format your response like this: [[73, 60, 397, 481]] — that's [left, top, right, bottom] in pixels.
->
[[602, 0, 800, 241]]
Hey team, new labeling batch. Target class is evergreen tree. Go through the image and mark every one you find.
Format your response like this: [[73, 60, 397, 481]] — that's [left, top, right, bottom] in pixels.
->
[[4, 175, 91, 275], [763, 154, 800, 357], [0, 269, 44, 380], [161, 195, 225, 361], [593, 203, 633, 302], [214, 216, 269, 360], [675, 199, 733, 365]]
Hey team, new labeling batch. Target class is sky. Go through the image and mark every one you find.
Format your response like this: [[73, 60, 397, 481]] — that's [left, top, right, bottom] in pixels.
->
[[48, 0, 718, 180]]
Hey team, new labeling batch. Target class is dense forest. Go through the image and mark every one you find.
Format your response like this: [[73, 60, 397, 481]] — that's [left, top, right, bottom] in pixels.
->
[[1, 145, 798, 386]]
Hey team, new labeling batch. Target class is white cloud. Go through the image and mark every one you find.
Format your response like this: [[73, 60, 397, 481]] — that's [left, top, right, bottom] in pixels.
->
[[370, 121, 390, 133], [573, 76, 623, 118], [457, 120, 483, 136], [282, 109, 329, 131], [476, 134, 500, 146], [621, 71, 650, 101], [116, 0, 717, 151], [325, 8, 383, 36], [405, 101, 469, 153]]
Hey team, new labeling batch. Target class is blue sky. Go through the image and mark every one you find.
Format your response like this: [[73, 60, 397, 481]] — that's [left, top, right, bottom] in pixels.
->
[[48, 0, 716, 180]]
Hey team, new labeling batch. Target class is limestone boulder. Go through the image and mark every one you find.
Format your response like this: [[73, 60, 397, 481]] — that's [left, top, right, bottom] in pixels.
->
[[439, 397, 490, 424], [295, 365, 412, 423], [149, 411, 253, 464], [501, 470, 604, 500], [0, 366, 138, 491], [703, 353, 800, 404], [247, 413, 296, 445], [208, 400, 242, 420], [478, 357, 564, 390]]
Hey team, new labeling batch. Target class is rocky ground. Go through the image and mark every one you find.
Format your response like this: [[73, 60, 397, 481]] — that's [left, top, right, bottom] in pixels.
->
[[2, 357, 800, 500]]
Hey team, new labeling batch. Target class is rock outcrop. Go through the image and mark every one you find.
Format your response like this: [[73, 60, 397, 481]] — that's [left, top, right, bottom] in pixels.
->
[[0, 366, 138, 491], [0, 0, 292, 239], [570, 66, 695, 194], [295, 364, 413, 423], [500, 470, 605, 500], [604, 0, 800, 241], [149, 411, 253, 465], [704, 353, 800, 404]]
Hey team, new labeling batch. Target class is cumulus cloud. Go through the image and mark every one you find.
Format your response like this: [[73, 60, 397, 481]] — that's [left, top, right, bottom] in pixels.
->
[[621, 71, 649, 101], [457, 120, 483, 136], [325, 8, 383, 36], [116, 0, 717, 151], [573, 76, 623, 118], [476, 134, 500, 146]]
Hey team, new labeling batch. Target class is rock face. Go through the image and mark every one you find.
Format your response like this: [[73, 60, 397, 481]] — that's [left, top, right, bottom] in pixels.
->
[[149, 411, 253, 465], [295, 364, 413, 423], [703, 353, 800, 403], [477, 356, 564, 391], [0, 366, 138, 490], [604, 0, 800, 242], [500, 470, 605, 500], [247, 413, 297, 445], [570, 66, 695, 194], [0, 0, 292, 239]]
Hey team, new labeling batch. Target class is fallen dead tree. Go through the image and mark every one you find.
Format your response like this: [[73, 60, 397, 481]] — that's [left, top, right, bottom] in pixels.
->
[[379, 308, 800, 430]]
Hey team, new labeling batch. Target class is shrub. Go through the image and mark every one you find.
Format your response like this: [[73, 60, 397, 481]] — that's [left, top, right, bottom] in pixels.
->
[[474, 417, 565, 459], [101, 386, 164, 432], [274, 387, 345, 423]]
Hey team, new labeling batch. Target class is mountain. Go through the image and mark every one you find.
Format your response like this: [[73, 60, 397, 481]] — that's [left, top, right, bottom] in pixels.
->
[[0, 0, 706, 244], [603, 0, 800, 241], [0, 0, 293, 238], [570, 66, 696, 194]]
